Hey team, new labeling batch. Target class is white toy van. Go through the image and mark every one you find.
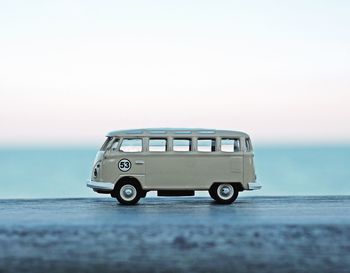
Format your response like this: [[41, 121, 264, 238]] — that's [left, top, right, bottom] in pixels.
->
[[87, 128, 261, 205]]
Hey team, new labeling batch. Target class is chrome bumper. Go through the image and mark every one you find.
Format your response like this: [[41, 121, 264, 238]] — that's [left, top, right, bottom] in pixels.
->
[[247, 182, 262, 190], [86, 180, 115, 191]]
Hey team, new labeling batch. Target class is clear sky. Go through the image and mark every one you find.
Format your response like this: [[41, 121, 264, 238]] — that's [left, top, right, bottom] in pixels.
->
[[1, 0, 349, 145]]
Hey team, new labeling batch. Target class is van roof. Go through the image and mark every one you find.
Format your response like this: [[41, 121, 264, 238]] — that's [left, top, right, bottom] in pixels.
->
[[106, 128, 249, 138]]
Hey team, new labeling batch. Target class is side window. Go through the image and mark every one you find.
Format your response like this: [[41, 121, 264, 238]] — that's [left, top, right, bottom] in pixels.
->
[[120, 138, 142, 153], [245, 138, 252, 152], [173, 138, 192, 152], [149, 138, 167, 152], [197, 139, 216, 152], [110, 139, 120, 152], [221, 138, 240, 152]]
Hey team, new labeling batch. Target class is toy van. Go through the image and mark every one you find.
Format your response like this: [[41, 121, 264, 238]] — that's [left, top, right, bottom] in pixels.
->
[[87, 128, 261, 205]]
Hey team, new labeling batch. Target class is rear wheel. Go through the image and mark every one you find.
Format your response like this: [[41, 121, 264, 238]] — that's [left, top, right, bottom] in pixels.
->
[[114, 181, 142, 205], [209, 183, 238, 204]]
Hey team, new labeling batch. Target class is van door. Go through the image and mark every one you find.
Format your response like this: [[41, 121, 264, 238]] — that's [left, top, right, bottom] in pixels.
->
[[146, 154, 197, 189], [102, 138, 146, 184], [145, 138, 197, 189]]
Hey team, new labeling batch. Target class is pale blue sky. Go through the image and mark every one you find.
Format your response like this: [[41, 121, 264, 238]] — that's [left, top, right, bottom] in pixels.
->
[[1, 0, 349, 145]]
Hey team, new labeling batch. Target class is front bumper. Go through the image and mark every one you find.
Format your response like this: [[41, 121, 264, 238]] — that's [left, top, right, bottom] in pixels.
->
[[247, 182, 262, 190], [86, 180, 115, 191]]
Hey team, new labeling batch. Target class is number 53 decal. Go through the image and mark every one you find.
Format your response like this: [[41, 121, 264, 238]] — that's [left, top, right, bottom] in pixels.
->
[[118, 159, 131, 172]]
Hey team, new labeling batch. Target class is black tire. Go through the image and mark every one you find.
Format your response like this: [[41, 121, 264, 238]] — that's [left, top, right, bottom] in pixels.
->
[[209, 183, 239, 204], [114, 181, 142, 205]]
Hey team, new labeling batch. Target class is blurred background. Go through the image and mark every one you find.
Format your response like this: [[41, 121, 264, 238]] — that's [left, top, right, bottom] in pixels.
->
[[1, 0, 349, 198]]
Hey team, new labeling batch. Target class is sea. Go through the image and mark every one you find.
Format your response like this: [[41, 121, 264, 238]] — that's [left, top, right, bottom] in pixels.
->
[[0, 146, 349, 199]]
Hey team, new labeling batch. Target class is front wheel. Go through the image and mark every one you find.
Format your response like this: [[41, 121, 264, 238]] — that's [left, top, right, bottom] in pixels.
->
[[209, 183, 238, 204], [114, 181, 142, 205]]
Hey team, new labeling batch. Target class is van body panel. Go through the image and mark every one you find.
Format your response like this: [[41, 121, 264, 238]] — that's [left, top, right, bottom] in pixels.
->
[[143, 153, 243, 190]]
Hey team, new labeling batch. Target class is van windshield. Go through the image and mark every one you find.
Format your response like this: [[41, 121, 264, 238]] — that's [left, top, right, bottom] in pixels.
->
[[100, 137, 112, 151]]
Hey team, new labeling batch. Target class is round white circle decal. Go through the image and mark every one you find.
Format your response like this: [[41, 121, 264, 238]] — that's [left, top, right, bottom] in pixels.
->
[[118, 159, 131, 172]]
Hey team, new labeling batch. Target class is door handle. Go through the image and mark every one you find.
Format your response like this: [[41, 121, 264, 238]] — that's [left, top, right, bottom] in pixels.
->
[[135, 160, 144, 165]]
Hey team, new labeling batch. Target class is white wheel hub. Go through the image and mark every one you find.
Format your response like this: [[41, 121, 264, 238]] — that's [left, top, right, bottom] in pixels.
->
[[217, 184, 234, 200], [120, 185, 137, 201]]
